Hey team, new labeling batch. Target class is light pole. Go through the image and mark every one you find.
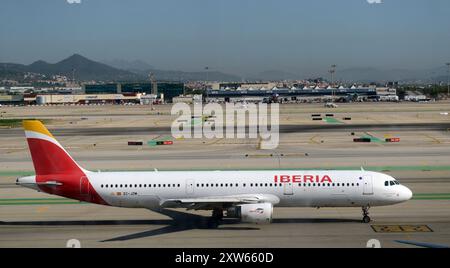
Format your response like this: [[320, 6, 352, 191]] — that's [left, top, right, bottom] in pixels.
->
[[446, 63, 450, 99], [329, 64, 337, 99], [205, 66, 209, 82]]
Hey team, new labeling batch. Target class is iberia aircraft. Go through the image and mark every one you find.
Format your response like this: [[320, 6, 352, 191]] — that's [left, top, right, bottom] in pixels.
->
[[17, 120, 412, 226]]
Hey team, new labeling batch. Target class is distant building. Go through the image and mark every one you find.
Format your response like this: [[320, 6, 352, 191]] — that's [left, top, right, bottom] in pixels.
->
[[83, 82, 184, 102], [210, 82, 277, 90], [205, 88, 379, 103], [157, 82, 184, 102], [84, 84, 118, 94], [121, 83, 152, 94], [0, 94, 24, 105], [376, 87, 397, 96], [172, 94, 203, 104], [34, 93, 142, 105], [404, 95, 428, 102]]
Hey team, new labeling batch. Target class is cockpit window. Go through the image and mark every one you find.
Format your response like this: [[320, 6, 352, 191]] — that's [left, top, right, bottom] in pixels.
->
[[395, 181, 400, 185], [385, 181, 389, 186], [390, 181, 395, 186]]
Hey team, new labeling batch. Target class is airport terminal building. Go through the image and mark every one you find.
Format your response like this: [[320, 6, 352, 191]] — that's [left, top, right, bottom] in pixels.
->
[[205, 87, 394, 103]]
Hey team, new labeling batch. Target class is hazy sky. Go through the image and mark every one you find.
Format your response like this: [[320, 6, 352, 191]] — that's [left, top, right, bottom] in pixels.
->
[[1, 0, 449, 77]]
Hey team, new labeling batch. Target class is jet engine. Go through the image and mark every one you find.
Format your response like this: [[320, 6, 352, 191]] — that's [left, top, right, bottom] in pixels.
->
[[226, 203, 273, 224]]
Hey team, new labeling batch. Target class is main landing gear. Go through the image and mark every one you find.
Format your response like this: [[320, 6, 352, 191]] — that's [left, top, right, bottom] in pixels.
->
[[362, 206, 371, 223], [207, 208, 224, 228]]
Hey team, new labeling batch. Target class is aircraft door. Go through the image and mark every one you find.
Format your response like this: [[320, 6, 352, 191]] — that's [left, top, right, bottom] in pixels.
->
[[186, 179, 194, 195], [283, 182, 293, 195], [362, 175, 373, 195]]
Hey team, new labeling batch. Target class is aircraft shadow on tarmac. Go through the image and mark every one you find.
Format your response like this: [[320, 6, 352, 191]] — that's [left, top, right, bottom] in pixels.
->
[[0, 209, 361, 241]]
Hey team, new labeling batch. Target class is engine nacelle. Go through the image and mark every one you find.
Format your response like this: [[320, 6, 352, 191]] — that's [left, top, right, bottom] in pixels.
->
[[226, 203, 273, 224]]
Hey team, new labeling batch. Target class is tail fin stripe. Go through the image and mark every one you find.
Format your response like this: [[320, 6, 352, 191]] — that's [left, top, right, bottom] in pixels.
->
[[25, 130, 60, 147], [23, 120, 54, 138]]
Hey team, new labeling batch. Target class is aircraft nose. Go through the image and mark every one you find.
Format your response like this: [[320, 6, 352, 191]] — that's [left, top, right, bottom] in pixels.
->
[[401, 186, 413, 201]]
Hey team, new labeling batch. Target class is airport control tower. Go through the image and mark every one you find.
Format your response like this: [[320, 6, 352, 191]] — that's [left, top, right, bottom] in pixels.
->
[[149, 72, 158, 95]]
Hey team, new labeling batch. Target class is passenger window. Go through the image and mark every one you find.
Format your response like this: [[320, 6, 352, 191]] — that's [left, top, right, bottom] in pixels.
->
[[236, 183, 238, 187], [318, 183, 321, 186]]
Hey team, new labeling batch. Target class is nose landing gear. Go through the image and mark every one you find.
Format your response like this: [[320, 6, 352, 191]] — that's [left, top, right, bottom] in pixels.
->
[[362, 206, 371, 223]]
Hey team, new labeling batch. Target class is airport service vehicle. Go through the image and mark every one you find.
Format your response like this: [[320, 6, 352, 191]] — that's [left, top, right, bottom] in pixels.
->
[[17, 120, 412, 225], [325, 102, 338, 108]]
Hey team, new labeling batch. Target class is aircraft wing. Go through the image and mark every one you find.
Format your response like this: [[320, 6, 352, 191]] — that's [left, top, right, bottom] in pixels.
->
[[160, 194, 280, 210]]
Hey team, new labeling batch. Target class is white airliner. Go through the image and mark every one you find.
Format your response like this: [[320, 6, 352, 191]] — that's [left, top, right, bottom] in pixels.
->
[[17, 120, 412, 226]]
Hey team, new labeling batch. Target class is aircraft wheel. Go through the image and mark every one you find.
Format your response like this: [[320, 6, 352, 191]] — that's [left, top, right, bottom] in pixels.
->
[[362, 215, 371, 223]]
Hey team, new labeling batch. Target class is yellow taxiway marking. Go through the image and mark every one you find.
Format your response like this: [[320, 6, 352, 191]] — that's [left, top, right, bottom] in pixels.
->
[[371, 225, 433, 233], [309, 134, 321, 144], [209, 138, 225, 145], [423, 134, 441, 144], [36, 206, 49, 213]]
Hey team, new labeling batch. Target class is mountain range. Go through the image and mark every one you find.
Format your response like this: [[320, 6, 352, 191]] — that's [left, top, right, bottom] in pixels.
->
[[1, 54, 142, 81], [0, 54, 240, 82], [1, 54, 448, 83]]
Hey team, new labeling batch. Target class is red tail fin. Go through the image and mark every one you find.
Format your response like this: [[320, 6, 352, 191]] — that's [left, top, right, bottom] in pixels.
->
[[23, 120, 84, 175], [22, 120, 107, 205]]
